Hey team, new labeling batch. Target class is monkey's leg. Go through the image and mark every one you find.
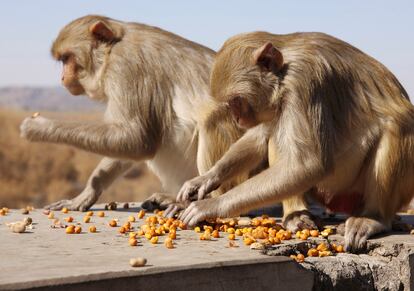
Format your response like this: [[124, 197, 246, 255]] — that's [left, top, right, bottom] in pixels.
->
[[344, 129, 414, 252], [20, 117, 155, 159], [282, 195, 317, 231], [45, 158, 132, 211], [268, 138, 317, 231]]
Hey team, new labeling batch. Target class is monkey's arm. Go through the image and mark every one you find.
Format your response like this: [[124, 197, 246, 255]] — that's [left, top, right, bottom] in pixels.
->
[[179, 153, 325, 226], [20, 116, 155, 160], [45, 157, 132, 211], [176, 125, 268, 202]]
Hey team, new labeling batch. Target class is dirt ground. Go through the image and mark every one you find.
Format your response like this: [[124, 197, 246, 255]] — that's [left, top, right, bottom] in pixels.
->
[[0, 109, 161, 208]]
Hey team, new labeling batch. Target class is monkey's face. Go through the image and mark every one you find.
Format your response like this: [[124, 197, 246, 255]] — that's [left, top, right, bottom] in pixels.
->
[[211, 41, 284, 128], [59, 53, 85, 96], [227, 96, 258, 128], [51, 16, 124, 97]]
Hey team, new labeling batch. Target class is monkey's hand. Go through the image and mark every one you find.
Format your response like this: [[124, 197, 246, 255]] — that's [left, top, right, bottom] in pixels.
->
[[44, 187, 101, 211], [178, 198, 221, 227], [163, 201, 190, 218], [177, 174, 220, 203], [20, 116, 54, 141]]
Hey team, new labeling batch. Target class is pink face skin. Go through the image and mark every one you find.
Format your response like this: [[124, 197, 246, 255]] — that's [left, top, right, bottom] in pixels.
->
[[60, 54, 85, 95], [228, 96, 258, 129]]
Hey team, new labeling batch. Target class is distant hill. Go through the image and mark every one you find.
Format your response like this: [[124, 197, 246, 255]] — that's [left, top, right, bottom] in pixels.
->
[[0, 86, 104, 112]]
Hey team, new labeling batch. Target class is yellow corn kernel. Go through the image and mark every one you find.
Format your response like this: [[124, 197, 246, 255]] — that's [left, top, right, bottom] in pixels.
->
[[74, 226, 82, 234], [307, 248, 319, 257], [150, 236, 158, 244], [65, 225, 75, 234]]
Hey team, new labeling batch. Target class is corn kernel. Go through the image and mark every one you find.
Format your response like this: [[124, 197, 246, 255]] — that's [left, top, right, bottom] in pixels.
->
[[282, 231, 292, 240], [243, 237, 256, 245], [86, 211, 94, 216], [336, 245, 344, 253], [62, 207, 69, 214], [48, 212, 55, 219], [150, 236, 158, 244], [200, 232, 211, 240], [138, 210, 145, 219], [194, 226, 201, 233], [109, 219, 117, 227], [164, 237, 174, 249], [307, 248, 319, 257], [65, 216, 74, 223], [310, 230, 319, 237], [74, 226, 82, 234], [316, 243, 329, 252], [302, 229, 310, 236], [129, 238, 138, 246], [66, 225, 75, 234], [296, 253, 305, 262], [319, 250, 332, 257], [89, 226, 97, 233], [227, 227, 235, 234], [98, 211, 105, 217], [83, 216, 90, 223]]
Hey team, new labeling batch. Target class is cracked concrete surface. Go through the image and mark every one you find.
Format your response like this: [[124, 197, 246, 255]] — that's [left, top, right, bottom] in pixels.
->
[[264, 234, 414, 290]]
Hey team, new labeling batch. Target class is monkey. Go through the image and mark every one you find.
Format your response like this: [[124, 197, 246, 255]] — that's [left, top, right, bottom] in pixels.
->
[[19, 15, 316, 231], [175, 31, 413, 252], [20, 15, 211, 211]]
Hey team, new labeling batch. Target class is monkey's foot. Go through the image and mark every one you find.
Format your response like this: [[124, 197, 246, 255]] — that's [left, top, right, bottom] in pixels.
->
[[344, 216, 389, 253], [283, 210, 318, 233], [141, 193, 175, 211], [336, 222, 345, 236], [44, 192, 99, 212]]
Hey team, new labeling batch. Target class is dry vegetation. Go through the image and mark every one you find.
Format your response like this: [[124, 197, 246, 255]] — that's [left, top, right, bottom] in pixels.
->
[[0, 108, 161, 208]]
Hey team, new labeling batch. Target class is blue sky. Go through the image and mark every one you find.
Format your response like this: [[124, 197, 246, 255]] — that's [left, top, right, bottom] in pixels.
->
[[0, 1, 413, 97]]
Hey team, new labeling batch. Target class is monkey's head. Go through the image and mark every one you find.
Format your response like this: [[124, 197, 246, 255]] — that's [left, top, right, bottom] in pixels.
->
[[211, 34, 284, 129], [51, 15, 124, 97]]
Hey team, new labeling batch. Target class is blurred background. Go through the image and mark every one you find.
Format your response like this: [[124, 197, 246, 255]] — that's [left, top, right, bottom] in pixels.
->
[[0, 1, 413, 208]]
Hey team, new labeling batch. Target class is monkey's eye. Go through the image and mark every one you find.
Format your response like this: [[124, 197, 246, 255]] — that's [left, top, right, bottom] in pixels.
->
[[60, 54, 70, 64], [228, 96, 243, 109]]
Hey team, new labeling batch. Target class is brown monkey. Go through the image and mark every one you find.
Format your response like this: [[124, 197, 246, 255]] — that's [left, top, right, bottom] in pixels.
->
[[20, 15, 314, 229], [177, 31, 413, 252], [21, 15, 212, 211]]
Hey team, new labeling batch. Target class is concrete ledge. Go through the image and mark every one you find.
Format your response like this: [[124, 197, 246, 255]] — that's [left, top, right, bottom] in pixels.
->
[[2, 203, 414, 290], [17, 257, 312, 291]]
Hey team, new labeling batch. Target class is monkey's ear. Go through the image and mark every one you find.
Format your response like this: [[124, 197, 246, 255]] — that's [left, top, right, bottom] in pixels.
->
[[89, 21, 116, 42], [253, 42, 284, 74]]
